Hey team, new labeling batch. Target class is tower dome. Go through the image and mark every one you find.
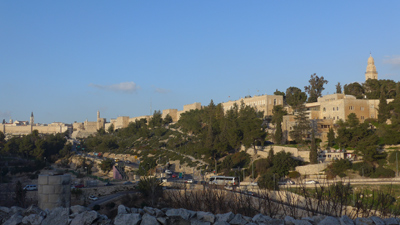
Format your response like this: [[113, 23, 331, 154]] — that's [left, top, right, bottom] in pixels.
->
[[365, 54, 378, 81]]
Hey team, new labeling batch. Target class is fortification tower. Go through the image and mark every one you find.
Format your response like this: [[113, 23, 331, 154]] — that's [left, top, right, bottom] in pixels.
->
[[365, 53, 378, 81]]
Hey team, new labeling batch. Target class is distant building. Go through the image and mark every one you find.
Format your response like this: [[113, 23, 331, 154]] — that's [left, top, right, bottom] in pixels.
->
[[365, 53, 378, 81]]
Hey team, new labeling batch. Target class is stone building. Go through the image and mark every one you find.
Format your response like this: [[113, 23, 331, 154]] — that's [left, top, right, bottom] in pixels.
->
[[221, 94, 284, 117]]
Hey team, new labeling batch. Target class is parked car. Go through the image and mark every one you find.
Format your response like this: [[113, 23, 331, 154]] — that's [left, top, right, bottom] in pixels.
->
[[287, 180, 295, 185], [305, 180, 318, 184], [185, 179, 193, 183], [88, 195, 98, 201], [23, 185, 37, 191], [74, 184, 84, 188], [171, 174, 177, 178], [165, 170, 172, 175], [250, 182, 258, 186], [161, 178, 168, 183]]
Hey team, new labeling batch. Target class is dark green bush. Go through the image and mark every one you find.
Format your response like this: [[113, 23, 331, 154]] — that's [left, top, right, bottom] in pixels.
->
[[93, 204, 100, 211], [370, 167, 395, 178]]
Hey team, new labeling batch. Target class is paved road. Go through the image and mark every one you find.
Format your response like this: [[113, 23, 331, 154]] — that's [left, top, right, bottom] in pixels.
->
[[87, 190, 138, 208]]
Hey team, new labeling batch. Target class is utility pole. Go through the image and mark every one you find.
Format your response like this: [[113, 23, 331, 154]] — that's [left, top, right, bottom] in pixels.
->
[[396, 152, 398, 177], [252, 161, 254, 183]]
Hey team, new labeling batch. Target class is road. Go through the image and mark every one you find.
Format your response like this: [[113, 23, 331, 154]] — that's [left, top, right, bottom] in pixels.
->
[[87, 190, 138, 208]]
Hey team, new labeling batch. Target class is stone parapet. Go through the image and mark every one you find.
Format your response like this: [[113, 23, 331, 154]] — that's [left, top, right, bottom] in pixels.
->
[[38, 174, 71, 210]]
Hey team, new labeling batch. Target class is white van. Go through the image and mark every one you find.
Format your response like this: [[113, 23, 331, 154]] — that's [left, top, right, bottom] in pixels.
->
[[23, 185, 37, 191]]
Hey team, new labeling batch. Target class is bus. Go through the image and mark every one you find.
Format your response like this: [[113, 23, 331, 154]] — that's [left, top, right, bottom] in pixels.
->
[[208, 176, 239, 186]]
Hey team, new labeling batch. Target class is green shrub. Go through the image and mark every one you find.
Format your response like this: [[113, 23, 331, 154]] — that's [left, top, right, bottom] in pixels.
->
[[370, 167, 395, 178], [288, 171, 300, 179]]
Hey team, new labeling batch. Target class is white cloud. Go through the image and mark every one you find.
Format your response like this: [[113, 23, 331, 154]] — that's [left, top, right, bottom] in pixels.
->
[[383, 55, 400, 66], [89, 82, 140, 93], [154, 87, 171, 94]]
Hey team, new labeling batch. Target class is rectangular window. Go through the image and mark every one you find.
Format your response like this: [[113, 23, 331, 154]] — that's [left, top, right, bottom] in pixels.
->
[[361, 107, 364, 111]]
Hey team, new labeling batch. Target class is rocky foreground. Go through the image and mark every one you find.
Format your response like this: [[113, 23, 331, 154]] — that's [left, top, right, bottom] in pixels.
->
[[1, 204, 400, 225]]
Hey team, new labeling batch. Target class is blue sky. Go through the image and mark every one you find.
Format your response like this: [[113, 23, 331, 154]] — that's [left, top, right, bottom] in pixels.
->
[[1, 1, 400, 124]]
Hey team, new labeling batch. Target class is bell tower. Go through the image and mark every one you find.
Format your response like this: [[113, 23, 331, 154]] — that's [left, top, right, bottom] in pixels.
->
[[30, 112, 34, 125], [365, 53, 378, 81]]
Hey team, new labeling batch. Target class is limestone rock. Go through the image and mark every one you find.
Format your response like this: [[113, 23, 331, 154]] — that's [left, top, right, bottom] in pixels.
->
[[340, 215, 354, 225], [253, 214, 272, 223], [157, 216, 167, 225], [70, 205, 88, 214], [3, 213, 23, 225], [319, 216, 340, 225], [23, 205, 44, 216], [154, 208, 165, 217], [22, 213, 45, 225], [229, 214, 247, 225], [293, 219, 313, 225], [166, 208, 196, 221], [190, 219, 211, 225], [41, 207, 69, 225], [143, 206, 155, 216], [284, 216, 297, 225], [215, 212, 234, 223], [197, 211, 215, 223], [384, 218, 399, 225], [369, 216, 385, 225], [354, 217, 374, 225], [267, 219, 285, 225], [117, 205, 131, 215], [114, 213, 142, 225], [70, 210, 99, 225], [213, 221, 230, 225], [140, 213, 159, 225]]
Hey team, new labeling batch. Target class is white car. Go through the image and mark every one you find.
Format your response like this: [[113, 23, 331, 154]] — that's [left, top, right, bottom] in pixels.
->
[[185, 179, 193, 183], [23, 185, 37, 191], [305, 180, 318, 184], [88, 195, 98, 201], [165, 170, 172, 175]]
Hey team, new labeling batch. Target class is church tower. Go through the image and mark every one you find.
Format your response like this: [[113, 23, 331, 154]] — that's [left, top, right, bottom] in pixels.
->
[[365, 53, 378, 81], [30, 112, 34, 125]]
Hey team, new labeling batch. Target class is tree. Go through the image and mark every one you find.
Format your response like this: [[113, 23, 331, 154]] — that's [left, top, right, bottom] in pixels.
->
[[258, 172, 279, 190], [378, 86, 389, 124], [274, 122, 283, 145], [0, 131, 5, 152], [304, 73, 328, 103], [107, 123, 114, 133], [163, 114, 173, 126], [290, 105, 311, 143], [149, 110, 163, 128], [272, 105, 286, 145], [99, 158, 114, 172], [274, 89, 286, 103], [336, 82, 342, 94], [14, 180, 26, 207], [327, 128, 335, 148], [344, 82, 364, 99], [309, 130, 318, 164], [285, 87, 307, 109], [137, 177, 163, 207]]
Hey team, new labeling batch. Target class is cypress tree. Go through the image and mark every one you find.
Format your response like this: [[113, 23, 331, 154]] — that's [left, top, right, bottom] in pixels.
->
[[378, 85, 389, 124], [310, 130, 318, 164]]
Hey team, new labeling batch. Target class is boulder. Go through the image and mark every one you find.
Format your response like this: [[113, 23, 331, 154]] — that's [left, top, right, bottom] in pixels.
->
[[369, 216, 385, 225], [166, 208, 196, 221], [354, 218, 374, 225], [215, 212, 234, 223], [190, 219, 211, 225], [22, 214, 45, 225], [319, 216, 340, 225], [143, 207, 155, 216], [229, 214, 247, 225], [3, 213, 23, 225], [197, 211, 215, 223], [267, 219, 285, 225], [41, 207, 69, 225], [140, 213, 159, 225], [253, 214, 272, 223], [384, 218, 399, 225], [70, 205, 88, 214], [340, 215, 355, 225], [70, 210, 99, 225], [117, 205, 131, 215], [114, 213, 142, 225]]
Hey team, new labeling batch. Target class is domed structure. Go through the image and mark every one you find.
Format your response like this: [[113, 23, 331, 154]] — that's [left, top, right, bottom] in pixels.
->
[[365, 53, 378, 80]]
